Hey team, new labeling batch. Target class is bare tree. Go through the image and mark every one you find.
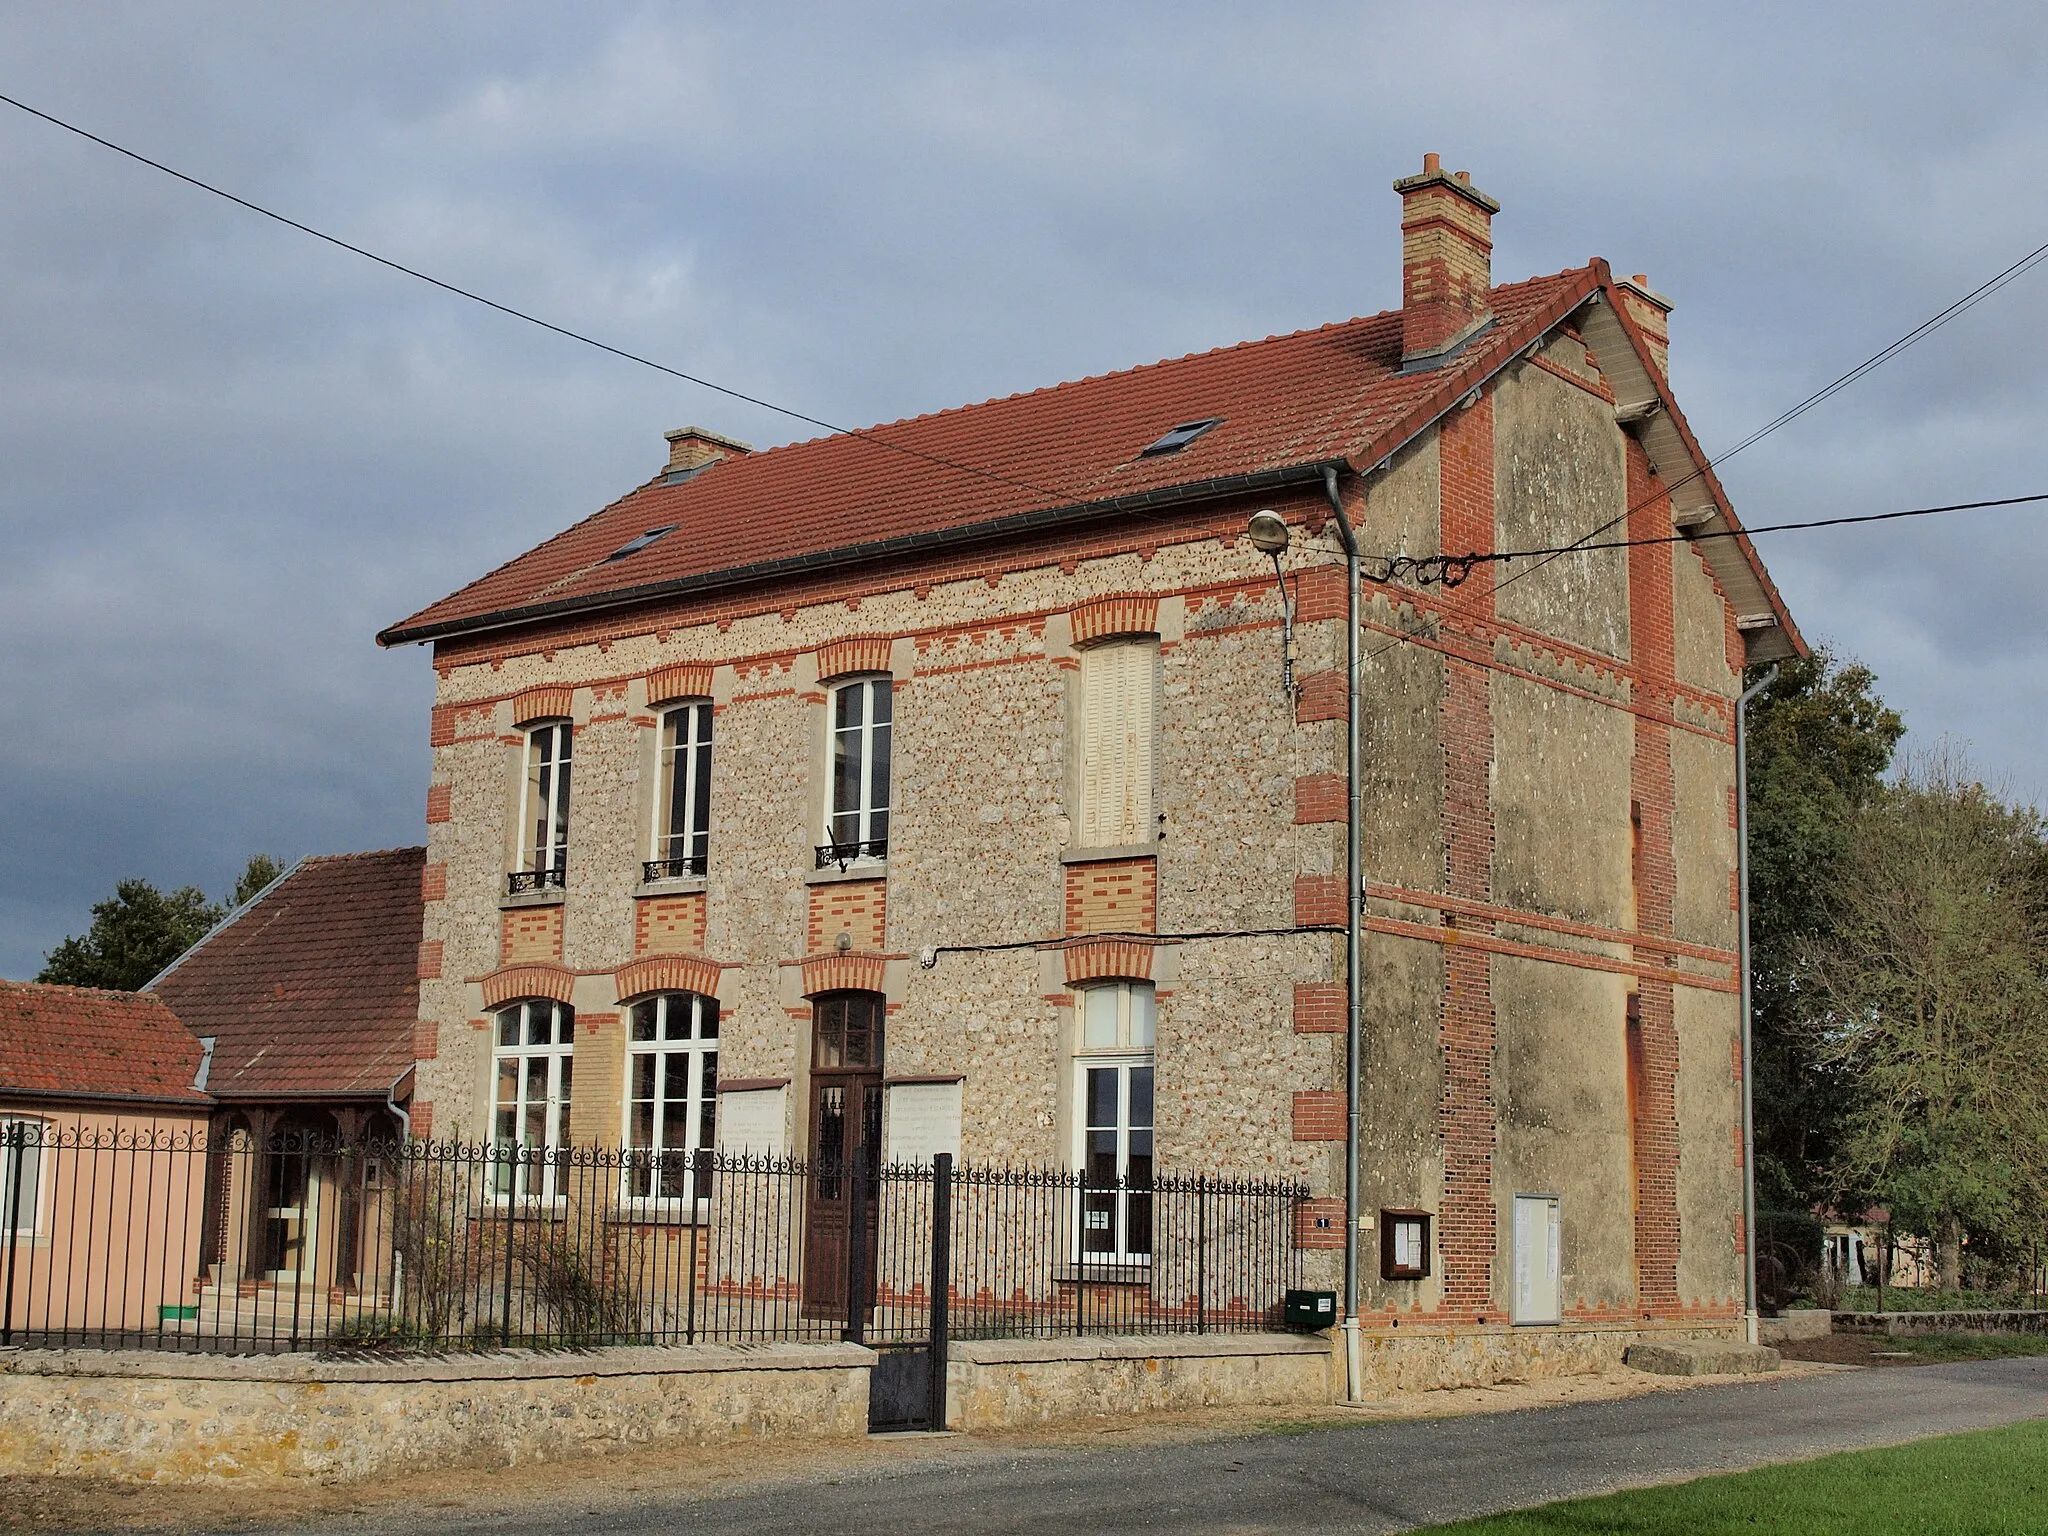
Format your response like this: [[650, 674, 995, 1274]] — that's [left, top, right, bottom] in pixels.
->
[[1806, 745, 2048, 1290]]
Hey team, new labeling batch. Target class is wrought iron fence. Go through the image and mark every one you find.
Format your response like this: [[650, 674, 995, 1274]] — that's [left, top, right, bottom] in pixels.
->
[[0, 1123, 1305, 1355]]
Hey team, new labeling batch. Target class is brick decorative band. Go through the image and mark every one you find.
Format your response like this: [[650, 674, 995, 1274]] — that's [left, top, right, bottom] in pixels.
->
[[1296, 1198, 1346, 1250], [480, 964, 576, 1009], [816, 636, 893, 681], [1293, 774, 1345, 824], [645, 663, 714, 706], [1060, 936, 1156, 985], [1293, 983, 1345, 1034], [1292, 1090, 1345, 1142], [1070, 594, 1160, 645], [800, 952, 887, 997], [512, 685, 573, 726], [615, 954, 722, 1002]]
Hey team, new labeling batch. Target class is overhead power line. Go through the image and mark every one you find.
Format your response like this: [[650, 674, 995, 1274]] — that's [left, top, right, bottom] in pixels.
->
[[0, 89, 1089, 510], [1482, 233, 2048, 601], [1368, 492, 2048, 588]]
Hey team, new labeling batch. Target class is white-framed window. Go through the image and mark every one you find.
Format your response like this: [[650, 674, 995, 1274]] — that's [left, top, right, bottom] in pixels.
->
[[1073, 981, 1156, 1264], [1077, 639, 1157, 848], [650, 701, 713, 879], [516, 721, 573, 887], [0, 1117, 46, 1238], [824, 676, 891, 865], [492, 999, 574, 1201], [1512, 1194, 1562, 1324], [623, 991, 718, 1209]]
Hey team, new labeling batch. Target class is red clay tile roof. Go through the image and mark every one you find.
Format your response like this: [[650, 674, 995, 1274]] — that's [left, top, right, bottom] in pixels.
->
[[0, 981, 210, 1106], [149, 848, 423, 1101], [382, 269, 1621, 645]]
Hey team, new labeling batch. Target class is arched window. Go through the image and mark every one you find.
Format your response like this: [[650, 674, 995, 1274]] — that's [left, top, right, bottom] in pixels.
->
[[492, 998, 574, 1200], [822, 677, 891, 867], [1074, 981, 1154, 1264], [648, 701, 713, 880], [514, 721, 573, 891], [624, 991, 718, 1206]]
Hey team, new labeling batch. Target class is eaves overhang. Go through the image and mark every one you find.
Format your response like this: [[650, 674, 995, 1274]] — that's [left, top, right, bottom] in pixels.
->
[[377, 460, 1350, 648]]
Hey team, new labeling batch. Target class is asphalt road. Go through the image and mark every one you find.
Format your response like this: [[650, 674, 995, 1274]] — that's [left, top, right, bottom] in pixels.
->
[[255, 1358, 2048, 1536]]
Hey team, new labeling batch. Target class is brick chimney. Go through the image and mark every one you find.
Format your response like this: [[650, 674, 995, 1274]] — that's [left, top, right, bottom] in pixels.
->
[[662, 425, 752, 483], [1393, 153, 1501, 366], [1614, 274, 1674, 378]]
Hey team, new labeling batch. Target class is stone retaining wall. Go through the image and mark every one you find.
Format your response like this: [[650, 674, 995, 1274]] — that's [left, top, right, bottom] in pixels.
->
[[0, 1342, 871, 1484], [1834, 1309, 2048, 1337], [946, 1333, 1335, 1429], [1351, 1321, 1743, 1394]]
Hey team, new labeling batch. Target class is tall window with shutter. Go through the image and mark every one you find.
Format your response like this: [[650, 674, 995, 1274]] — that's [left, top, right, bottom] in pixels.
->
[[1077, 640, 1158, 849]]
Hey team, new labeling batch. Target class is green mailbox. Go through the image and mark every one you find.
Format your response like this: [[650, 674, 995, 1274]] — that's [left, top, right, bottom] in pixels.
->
[[1283, 1288, 1338, 1331]]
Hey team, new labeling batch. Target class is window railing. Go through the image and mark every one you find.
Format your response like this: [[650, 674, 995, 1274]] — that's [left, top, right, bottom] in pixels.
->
[[507, 867, 567, 896], [815, 837, 887, 870], [641, 855, 707, 883]]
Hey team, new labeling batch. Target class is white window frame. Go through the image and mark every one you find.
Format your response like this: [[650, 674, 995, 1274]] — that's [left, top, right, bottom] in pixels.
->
[[1076, 639, 1158, 849], [518, 721, 574, 879], [1512, 1193, 1563, 1324], [650, 701, 714, 878], [492, 999, 575, 1203], [0, 1117, 47, 1239], [621, 991, 719, 1216], [1072, 981, 1156, 1266], [825, 676, 891, 864]]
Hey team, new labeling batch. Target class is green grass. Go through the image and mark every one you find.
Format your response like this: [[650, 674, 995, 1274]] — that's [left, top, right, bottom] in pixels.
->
[[1410, 1419, 2048, 1534]]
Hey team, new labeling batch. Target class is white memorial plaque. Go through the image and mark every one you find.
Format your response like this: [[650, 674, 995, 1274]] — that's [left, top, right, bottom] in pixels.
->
[[885, 1080, 963, 1165], [717, 1086, 788, 1156]]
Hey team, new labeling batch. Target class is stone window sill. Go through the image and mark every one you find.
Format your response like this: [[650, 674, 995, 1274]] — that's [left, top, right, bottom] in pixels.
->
[[1058, 844, 1160, 866], [498, 886, 566, 911], [634, 875, 707, 899], [805, 861, 888, 886]]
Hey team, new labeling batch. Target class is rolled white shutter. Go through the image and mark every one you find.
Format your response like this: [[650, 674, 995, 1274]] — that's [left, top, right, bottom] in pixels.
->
[[1080, 642, 1156, 847]]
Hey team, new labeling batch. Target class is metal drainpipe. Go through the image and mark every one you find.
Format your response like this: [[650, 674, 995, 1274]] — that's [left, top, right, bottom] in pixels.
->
[[1736, 663, 1777, 1347], [1322, 465, 1365, 1401]]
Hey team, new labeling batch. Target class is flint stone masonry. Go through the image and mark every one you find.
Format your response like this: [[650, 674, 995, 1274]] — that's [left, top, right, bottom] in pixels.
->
[[0, 1343, 871, 1484]]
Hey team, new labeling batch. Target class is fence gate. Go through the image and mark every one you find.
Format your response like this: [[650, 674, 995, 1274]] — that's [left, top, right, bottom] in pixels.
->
[[853, 1151, 952, 1432]]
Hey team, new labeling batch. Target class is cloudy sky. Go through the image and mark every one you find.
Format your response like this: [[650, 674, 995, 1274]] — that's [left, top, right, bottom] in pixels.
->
[[2, 3, 2044, 978]]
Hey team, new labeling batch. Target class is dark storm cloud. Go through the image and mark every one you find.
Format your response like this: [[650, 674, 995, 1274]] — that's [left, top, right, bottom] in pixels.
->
[[3, 1, 2045, 975]]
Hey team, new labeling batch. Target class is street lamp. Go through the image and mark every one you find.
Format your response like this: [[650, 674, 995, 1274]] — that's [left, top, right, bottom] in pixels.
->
[[1246, 510, 1298, 695]]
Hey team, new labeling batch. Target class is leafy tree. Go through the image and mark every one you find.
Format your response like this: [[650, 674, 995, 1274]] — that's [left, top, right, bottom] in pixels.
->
[[37, 880, 222, 991], [36, 854, 286, 992], [1744, 650, 1905, 1211], [229, 853, 286, 909], [1805, 748, 2048, 1288]]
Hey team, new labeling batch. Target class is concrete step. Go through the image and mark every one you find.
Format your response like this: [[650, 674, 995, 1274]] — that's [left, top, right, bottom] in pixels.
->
[[1624, 1339, 1781, 1376]]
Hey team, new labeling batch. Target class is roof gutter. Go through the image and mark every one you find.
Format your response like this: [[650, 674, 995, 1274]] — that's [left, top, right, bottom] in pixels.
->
[[0, 1085, 213, 1111], [379, 462, 1348, 648]]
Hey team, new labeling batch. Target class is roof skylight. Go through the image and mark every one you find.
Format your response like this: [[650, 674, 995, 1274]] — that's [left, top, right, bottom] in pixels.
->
[[604, 525, 678, 562], [1139, 418, 1223, 457]]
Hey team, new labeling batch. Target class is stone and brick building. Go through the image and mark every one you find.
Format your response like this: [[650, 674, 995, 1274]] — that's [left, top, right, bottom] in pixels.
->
[[377, 156, 1801, 1370]]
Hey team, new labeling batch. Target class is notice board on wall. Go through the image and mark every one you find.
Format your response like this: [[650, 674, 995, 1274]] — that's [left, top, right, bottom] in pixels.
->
[[884, 1079, 963, 1165]]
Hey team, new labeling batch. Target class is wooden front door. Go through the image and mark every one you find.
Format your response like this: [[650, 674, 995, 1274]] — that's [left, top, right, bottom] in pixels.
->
[[803, 992, 884, 1317]]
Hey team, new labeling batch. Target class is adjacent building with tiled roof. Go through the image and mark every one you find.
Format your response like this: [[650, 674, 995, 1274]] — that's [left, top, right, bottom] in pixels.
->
[[0, 980, 210, 1110], [147, 847, 423, 1121], [383, 157, 1802, 1393]]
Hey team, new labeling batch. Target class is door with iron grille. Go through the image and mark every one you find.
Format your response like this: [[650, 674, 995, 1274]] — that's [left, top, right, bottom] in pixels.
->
[[803, 991, 883, 1317]]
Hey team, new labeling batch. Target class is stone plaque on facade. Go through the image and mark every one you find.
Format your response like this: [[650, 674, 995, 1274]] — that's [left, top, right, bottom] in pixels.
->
[[717, 1084, 787, 1156], [885, 1079, 963, 1164]]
